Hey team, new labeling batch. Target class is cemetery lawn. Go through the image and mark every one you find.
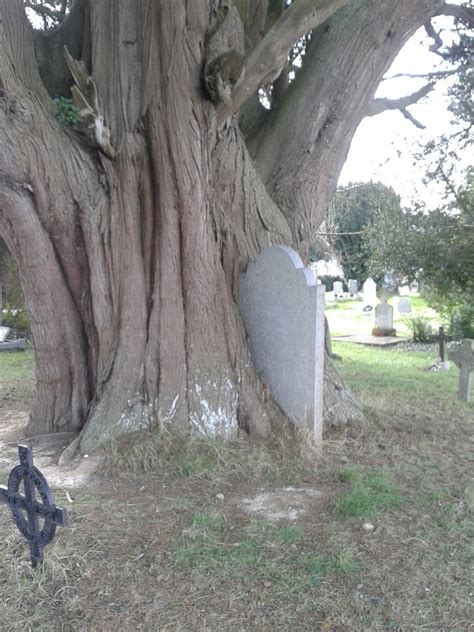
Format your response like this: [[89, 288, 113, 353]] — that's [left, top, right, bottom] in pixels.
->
[[326, 294, 440, 337], [0, 344, 473, 631]]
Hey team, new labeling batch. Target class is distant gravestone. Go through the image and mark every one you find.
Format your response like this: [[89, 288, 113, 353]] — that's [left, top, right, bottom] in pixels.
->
[[448, 339, 474, 402], [348, 279, 358, 294], [398, 298, 412, 314], [374, 301, 394, 333], [239, 246, 325, 443], [393, 297, 412, 314], [0, 326, 11, 342], [333, 281, 343, 295], [410, 280, 419, 294], [363, 278, 377, 308], [398, 285, 410, 296]]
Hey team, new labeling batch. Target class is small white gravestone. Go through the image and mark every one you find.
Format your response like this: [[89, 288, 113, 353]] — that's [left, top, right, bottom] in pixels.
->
[[393, 297, 412, 314], [239, 246, 325, 444], [333, 281, 343, 295], [0, 326, 11, 342], [448, 340, 474, 402], [348, 279, 358, 294], [363, 278, 377, 308], [374, 301, 394, 332], [398, 285, 411, 296]]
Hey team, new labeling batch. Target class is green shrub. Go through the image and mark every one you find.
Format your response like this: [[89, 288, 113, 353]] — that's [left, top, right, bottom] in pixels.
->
[[448, 304, 474, 339], [404, 315, 433, 342], [54, 97, 79, 126], [2, 307, 30, 337]]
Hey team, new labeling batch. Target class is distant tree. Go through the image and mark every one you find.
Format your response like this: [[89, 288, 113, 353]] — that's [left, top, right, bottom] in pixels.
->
[[417, 29, 473, 204], [366, 168, 474, 335], [325, 182, 401, 282]]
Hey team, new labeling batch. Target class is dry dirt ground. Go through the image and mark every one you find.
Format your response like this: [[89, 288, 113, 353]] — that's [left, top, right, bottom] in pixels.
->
[[0, 349, 473, 632]]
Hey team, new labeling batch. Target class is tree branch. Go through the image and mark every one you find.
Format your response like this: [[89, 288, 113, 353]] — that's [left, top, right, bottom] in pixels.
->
[[33, 0, 90, 98], [424, 20, 444, 52], [315, 231, 364, 236], [216, 0, 347, 124], [367, 82, 435, 126], [233, 0, 269, 51], [383, 69, 457, 81], [436, 2, 474, 25], [400, 107, 426, 129]]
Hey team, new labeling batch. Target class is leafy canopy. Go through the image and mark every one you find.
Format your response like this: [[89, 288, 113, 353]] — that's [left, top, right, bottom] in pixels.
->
[[365, 168, 474, 333], [325, 182, 402, 282]]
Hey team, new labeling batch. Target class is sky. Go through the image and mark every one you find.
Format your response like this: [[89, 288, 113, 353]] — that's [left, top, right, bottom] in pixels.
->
[[339, 19, 469, 209]]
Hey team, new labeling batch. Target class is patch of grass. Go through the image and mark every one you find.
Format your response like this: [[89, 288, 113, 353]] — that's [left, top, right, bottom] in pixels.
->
[[103, 429, 222, 477], [326, 294, 440, 337], [172, 513, 359, 593], [300, 548, 361, 584], [332, 341, 472, 418], [0, 349, 35, 407], [103, 426, 317, 488], [325, 298, 363, 311], [192, 510, 226, 530], [337, 465, 359, 483], [334, 469, 403, 518]]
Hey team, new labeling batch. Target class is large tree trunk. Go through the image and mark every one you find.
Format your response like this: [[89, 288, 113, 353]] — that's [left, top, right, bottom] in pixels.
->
[[0, 0, 449, 451]]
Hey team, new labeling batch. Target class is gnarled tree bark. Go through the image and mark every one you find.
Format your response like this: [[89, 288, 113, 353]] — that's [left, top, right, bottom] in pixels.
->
[[1, 0, 470, 452]]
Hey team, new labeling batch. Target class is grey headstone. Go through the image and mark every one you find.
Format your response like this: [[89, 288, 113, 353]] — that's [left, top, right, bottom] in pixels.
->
[[0, 326, 11, 342], [393, 297, 412, 314], [448, 339, 474, 402], [333, 281, 343, 295], [348, 279, 358, 294], [398, 297, 412, 314], [239, 246, 325, 443], [375, 302, 393, 331], [363, 278, 377, 307]]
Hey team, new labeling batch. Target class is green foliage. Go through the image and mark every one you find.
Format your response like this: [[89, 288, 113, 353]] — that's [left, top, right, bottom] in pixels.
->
[[334, 469, 402, 518], [54, 97, 79, 126], [447, 304, 474, 339], [366, 169, 474, 325], [403, 315, 434, 342], [443, 33, 473, 144], [2, 308, 30, 336], [326, 182, 402, 282], [0, 239, 29, 335]]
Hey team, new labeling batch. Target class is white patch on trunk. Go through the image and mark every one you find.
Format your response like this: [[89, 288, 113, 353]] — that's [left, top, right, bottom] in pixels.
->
[[115, 399, 153, 432], [189, 378, 238, 438], [161, 394, 180, 424]]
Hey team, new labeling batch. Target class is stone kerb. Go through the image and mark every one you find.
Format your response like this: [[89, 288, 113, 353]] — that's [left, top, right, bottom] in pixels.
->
[[239, 246, 325, 444]]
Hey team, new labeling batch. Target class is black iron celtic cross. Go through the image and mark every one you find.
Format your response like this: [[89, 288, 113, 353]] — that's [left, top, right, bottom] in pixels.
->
[[0, 445, 67, 567]]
